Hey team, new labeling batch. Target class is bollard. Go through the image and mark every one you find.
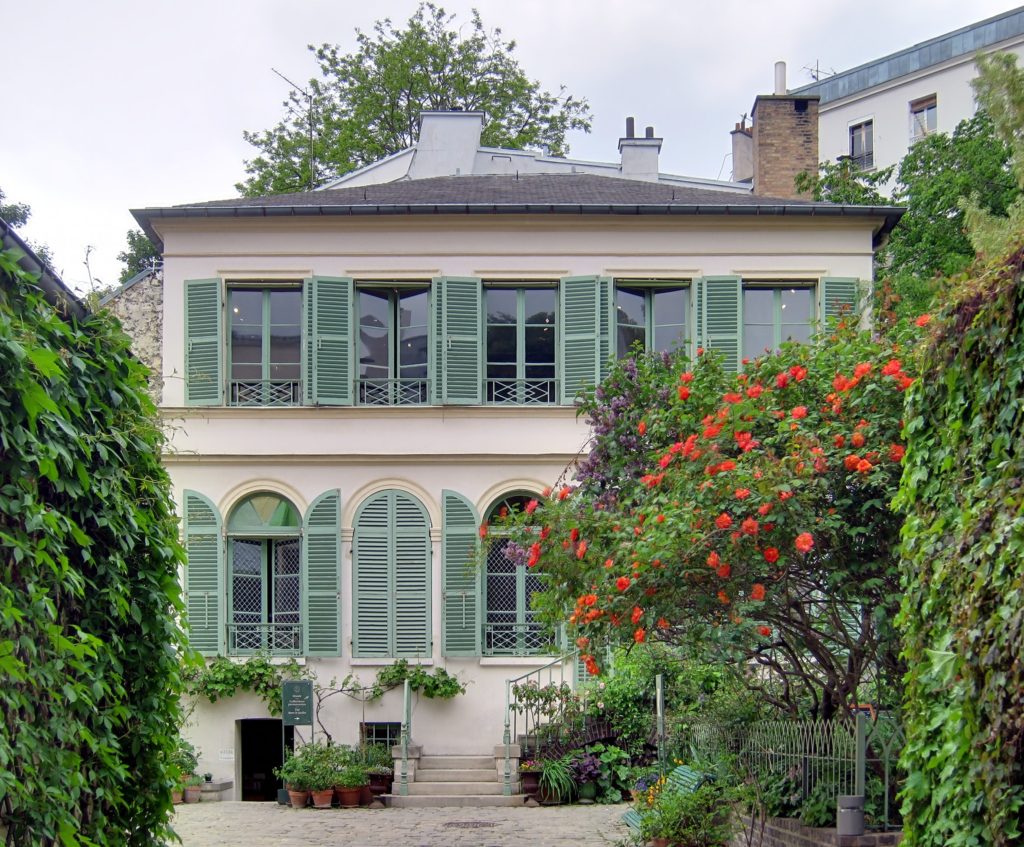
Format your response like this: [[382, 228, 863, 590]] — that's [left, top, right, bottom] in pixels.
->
[[837, 794, 865, 836]]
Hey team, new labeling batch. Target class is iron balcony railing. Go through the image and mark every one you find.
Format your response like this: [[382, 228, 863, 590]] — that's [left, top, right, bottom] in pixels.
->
[[484, 622, 546, 657], [485, 378, 557, 405], [227, 622, 302, 656], [357, 378, 430, 406], [229, 379, 302, 407]]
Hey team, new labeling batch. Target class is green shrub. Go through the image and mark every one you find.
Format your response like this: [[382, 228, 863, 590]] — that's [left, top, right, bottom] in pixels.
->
[[639, 783, 735, 846]]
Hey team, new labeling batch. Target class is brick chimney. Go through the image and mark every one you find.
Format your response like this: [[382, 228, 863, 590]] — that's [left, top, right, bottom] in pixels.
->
[[619, 117, 662, 182], [751, 62, 819, 199]]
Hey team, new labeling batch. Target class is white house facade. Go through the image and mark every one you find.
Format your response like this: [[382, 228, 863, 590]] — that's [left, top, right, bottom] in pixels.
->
[[129, 111, 900, 802]]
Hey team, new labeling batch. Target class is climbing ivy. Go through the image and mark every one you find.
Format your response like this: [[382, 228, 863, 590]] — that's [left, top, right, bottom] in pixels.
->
[[372, 660, 467, 700], [896, 243, 1024, 845], [185, 653, 309, 716], [0, 247, 190, 844]]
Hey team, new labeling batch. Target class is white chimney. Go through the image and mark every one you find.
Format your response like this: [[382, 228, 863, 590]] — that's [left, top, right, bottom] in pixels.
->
[[409, 111, 484, 178], [774, 61, 787, 95], [618, 118, 662, 182]]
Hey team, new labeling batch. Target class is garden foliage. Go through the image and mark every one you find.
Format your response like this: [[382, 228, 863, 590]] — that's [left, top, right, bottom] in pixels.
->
[[501, 323, 921, 717], [897, 242, 1024, 845], [0, 248, 189, 845]]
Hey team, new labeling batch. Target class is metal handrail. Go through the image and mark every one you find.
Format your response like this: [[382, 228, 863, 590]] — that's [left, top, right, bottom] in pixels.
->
[[483, 621, 546, 656], [229, 379, 301, 407], [502, 650, 578, 796], [226, 622, 302, 656], [357, 377, 431, 406], [398, 679, 411, 796]]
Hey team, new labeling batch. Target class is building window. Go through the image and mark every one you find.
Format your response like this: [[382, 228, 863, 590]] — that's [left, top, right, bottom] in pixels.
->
[[742, 285, 815, 357], [910, 96, 937, 142], [228, 285, 302, 406], [226, 493, 303, 655], [361, 722, 402, 748], [485, 286, 556, 404], [615, 282, 689, 357], [357, 286, 429, 405], [849, 121, 873, 169], [352, 490, 431, 658], [484, 495, 545, 656]]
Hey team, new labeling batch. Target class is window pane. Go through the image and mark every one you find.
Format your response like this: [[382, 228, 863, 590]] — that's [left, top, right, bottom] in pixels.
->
[[618, 325, 645, 357], [233, 540, 262, 576], [653, 324, 688, 353], [780, 288, 812, 323], [525, 325, 555, 364], [269, 328, 300, 367], [782, 323, 812, 344], [269, 290, 300, 325], [230, 290, 262, 326], [399, 327, 428, 367], [359, 326, 389, 378], [359, 290, 389, 329], [486, 289, 517, 324], [652, 288, 687, 327], [743, 289, 774, 324], [744, 325, 774, 356], [487, 325, 516, 363], [524, 288, 555, 324], [398, 290, 428, 328], [487, 363, 516, 379], [615, 288, 645, 328]]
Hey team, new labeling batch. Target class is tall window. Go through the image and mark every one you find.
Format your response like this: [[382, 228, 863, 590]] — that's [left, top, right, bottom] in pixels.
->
[[227, 493, 302, 655], [615, 283, 689, 357], [849, 120, 873, 169], [484, 495, 544, 655], [910, 96, 937, 142], [357, 286, 429, 405], [485, 286, 556, 404], [229, 286, 302, 406], [742, 285, 814, 357]]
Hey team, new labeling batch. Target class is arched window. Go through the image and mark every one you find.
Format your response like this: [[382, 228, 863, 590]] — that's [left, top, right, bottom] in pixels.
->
[[227, 493, 302, 654], [484, 494, 544, 656]]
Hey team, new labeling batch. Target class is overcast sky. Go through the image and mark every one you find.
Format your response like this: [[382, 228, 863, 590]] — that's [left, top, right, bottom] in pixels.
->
[[4, 0, 1018, 292]]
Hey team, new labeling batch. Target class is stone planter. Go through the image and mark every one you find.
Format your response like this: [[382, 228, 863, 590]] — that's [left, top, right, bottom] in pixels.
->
[[520, 771, 540, 800]]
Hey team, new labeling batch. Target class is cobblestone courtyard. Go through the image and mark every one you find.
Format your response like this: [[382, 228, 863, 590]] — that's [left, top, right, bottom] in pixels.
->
[[173, 801, 632, 846]]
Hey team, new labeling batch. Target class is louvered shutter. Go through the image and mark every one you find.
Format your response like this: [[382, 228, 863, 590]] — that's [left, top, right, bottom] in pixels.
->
[[693, 278, 705, 357], [303, 490, 341, 656], [430, 279, 443, 404], [394, 493, 431, 657], [305, 276, 353, 405], [703, 276, 742, 372], [820, 277, 860, 322], [183, 490, 223, 655], [436, 276, 482, 404], [353, 494, 391, 657], [184, 279, 223, 406], [559, 275, 612, 405], [441, 491, 480, 657]]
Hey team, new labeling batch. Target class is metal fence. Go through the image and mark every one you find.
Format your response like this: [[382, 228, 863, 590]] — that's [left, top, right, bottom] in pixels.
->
[[678, 714, 905, 831]]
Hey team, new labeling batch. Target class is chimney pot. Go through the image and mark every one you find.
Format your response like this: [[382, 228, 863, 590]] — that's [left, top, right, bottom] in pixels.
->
[[774, 61, 787, 95], [645, 126, 654, 139], [626, 116, 635, 138]]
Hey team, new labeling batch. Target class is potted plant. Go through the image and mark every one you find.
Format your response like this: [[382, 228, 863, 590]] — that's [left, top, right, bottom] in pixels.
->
[[362, 744, 394, 799], [275, 753, 312, 808], [519, 759, 542, 799], [632, 769, 658, 802], [570, 752, 601, 801], [171, 736, 199, 803], [639, 783, 736, 847], [538, 755, 574, 805], [183, 773, 204, 803], [335, 764, 368, 807]]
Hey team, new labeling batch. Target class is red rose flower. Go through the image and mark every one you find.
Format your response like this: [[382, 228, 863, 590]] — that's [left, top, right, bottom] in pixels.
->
[[715, 513, 733, 530], [791, 406, 808, 419], [758, 625, 772, 637], [678, 385, 691, 401], [631, 606, 644, 624], [741, 518, 759, 535], [576, 541, 588, 559], [680, 371, 695, 383], [795, 533, 814, 554], [616, 576, 631, 591], [746, 385, 764, 399], [776, 372, 790, 389], [525, 499, 539, 515], [707, 551, 721, 568], [751, 583, 766, 601], [717, 591, 730, 605], [638, 421, 647, 436], [716, 563, 731, 579], [633, 627, 646, 643], [735, 488, 751, 500], [763, 547, 780, 564], [889, 444, 905, 462], [479, 523, 488, 538], [882, 359, 902, 376], [915, 314, 932, 327]]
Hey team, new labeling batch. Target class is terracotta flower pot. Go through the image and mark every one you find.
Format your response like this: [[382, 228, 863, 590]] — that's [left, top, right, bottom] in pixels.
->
[[336, 785, 363, 807], [650, 838, 672, 847], [287, 788, 309, 808], [171, 789, 183, 805], [183, 786, 201, 803], [311, 788, 334, 809]]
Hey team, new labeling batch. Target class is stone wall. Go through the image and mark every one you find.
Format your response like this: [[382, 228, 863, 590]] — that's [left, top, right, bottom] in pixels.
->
[[732, 816, 903, 847], [103, 272, 163, 400]]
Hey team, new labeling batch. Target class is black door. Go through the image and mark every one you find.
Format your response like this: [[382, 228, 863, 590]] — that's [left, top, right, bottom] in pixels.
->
[[239, 719, 293, 801]]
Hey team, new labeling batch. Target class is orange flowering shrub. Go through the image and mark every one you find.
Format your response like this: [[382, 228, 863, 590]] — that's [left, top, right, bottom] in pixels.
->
[[501, 322, 923, 716]]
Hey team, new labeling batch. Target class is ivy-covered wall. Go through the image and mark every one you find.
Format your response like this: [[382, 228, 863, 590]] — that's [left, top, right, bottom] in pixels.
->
[[0, 248, 189, 845], [897, 244, 1024, 845]]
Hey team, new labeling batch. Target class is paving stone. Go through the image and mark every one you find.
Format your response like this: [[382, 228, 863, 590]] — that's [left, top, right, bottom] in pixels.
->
[[172, 801, 632, 846]]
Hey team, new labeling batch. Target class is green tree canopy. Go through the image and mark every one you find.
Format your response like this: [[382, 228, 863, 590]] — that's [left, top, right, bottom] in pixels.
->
[[237, 3, 592, 196], [116, 228, 160, 284]]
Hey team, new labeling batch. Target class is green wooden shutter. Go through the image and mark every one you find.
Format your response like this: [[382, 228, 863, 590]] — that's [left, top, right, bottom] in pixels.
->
[[559, 275, 605, 404], [693, 278, 705, 356], [183, 490, 223, 655], [597, 276, 613, 384], [353, 493, 392, 657], [184, 279, 223, 406], [441, 490, 480, 657], [303, 490, 342, 657], [394, 492, 431, 657], [703, 276, 742, 372], [820, 277, 860, 322], [437, 276, 482, 404], [305, 276, 353, 406], [430, 279, 443, 404]]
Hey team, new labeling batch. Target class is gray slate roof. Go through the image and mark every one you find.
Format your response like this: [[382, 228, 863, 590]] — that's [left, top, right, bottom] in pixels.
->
[[132, 173, 903, 250]]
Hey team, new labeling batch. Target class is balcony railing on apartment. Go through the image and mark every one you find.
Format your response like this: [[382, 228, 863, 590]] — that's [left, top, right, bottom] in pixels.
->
[[229, 379, 302, 407], [485, 378, 557, 405], [227, 622, 303, 656], [357, 378, 430, 406], [484, 621, 546, 656]]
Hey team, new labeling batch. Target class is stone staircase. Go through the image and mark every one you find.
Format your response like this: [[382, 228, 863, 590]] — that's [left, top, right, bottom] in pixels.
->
[[387, 750, 524, 808]]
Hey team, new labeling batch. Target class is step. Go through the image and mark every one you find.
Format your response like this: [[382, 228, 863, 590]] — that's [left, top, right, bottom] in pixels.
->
[[418, 755, 494, 770], [408, 781, 504, 796], [388, 793, 525, 808], [416, 768, 497, 782]]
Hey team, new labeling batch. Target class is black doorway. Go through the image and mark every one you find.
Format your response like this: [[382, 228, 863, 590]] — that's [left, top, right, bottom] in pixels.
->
[[239, 718, 294, 801]]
